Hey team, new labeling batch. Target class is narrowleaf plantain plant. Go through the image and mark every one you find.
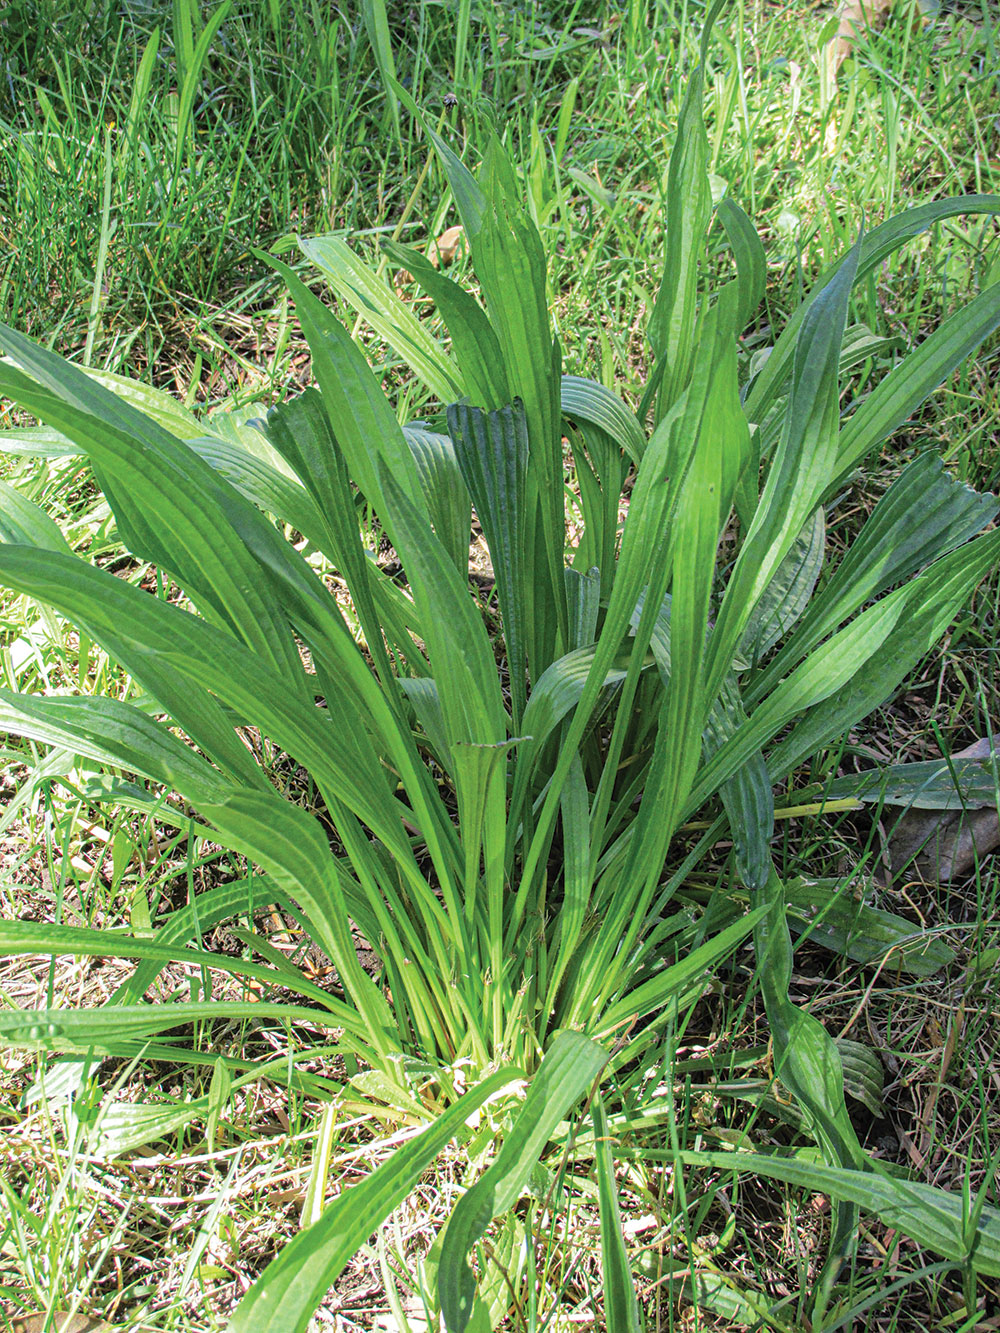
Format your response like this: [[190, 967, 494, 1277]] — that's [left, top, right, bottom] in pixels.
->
[[2, 7, 1000, 1328]]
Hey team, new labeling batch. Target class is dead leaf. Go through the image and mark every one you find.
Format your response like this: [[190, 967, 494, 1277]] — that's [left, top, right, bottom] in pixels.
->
[[824, 0, 895, 84], [394, 225, 466, 290], [427, 224, 464, 268], [11, 1315, 115, 1333], [889, 737, 1000, 882]]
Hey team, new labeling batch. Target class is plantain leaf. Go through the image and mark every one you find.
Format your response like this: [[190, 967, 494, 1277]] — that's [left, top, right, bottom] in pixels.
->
[[751, 452, 996, 704], [388, 77, 487, 238], [448, 400, 529, 721], [593, 1093, 641, 1333], [666, 1150, 1000, 1277], [625, 292, 753, 892], [228, 1068, 522, 1333], [644, 51, 710, 418], [0, 999, 330, 1053], [822, 754, 999, 811], [769, 528, 1000, 782], [599, 904, 768, 1034], [472, 137, 566, 668], [260, 255, 423, 536], [836, 1039, 885, 1116], [564, 565, 601, 651], [199, 792, 399, 1054], [185, 431, 333, 548], [717, 197, 766, 331], [261, 388, 422, 675], [836, 283, 1000, 483], [784, 877, 956, 976], [0, 342, 307, 691], [705, 675, 774, 891], [744, 194, 1000, 423], [561, 375, 646, 464], [708, 238, 859, 698], [0, 545, 420, 865], [300, 233, 462, 402], [0, 920, 335, 1009], [379, 465, 506, 748], [0, 480, 72, 552], [735, 507, 825, 670], [690, 578, 910, 818], [382, 238, 511, 409], [438, 1031, 608, 1333], [0, 689, 230, 806], [752, 870, 863, 1312]]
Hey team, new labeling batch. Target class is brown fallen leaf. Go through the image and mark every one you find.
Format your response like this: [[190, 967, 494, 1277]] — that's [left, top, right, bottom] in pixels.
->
[[824, 0, 894, 84], [889, 737, 1000, 883], [427, 224, 464, 268], [395, 225, 466, 290], [11, 1315, 114, 1333]]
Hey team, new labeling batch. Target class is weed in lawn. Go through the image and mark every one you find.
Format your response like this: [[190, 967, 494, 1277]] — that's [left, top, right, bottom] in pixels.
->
[[0, 2, 997, 1333]]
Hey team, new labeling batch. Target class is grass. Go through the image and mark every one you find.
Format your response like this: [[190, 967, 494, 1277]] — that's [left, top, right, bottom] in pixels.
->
[[1, 0, 999, 1329]]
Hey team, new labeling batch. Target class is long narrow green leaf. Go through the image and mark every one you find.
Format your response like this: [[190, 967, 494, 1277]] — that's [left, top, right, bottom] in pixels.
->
[[645, 24, 712, 417], [735, 507, 825, 670], [744, 195, 1000, 423], [382, 238, 510, 408], [448, 400, 529, 722], [593, 1093, 641, 1333], [0, 1000, 329, 1051], [768, 529, 1000, 782], [544, 755, 592, 1018], [663, 1150, 1000, 1277], [0, 921, 336, 1010], [0, 546, 418, 867], [439, 1032, 608, 1332], [262, 256, 423, 532], [404, 424, 472, 577], [0, 690, 230, 805], [389, 78, 487, 239], [173, 0, 232, 173], [822, 755, 999, 811], [749, 453, 996, 705], [261, 388, 420, 678], [301, 234, 462, 403], [472, 138, 567, 667], [835, 282, 1000, 481], [560, 376, 646, 464], [717, 197, 766, 331], [705, 675, 774, 891], [0, 350, 306, 691], [752, 870, 862, 1316], [596, 903, 767, 1034], [0, 480, 72, 552], [689, 582, 910, 815], [380, 467, 506, 747], [185, 431, 334, 550], [200, 792, 400, 1055], [706, 239, 860, 699], [359, 0, 401, 142], [613, 290, 750, 905], [228, 1068, 522, 1333], [783, 878, 956, 976]]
